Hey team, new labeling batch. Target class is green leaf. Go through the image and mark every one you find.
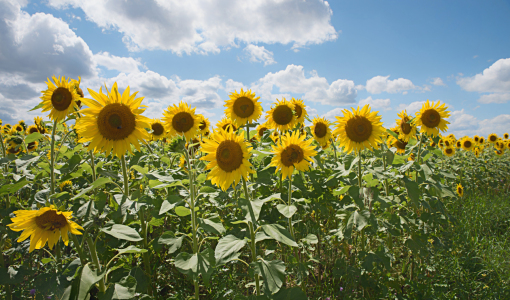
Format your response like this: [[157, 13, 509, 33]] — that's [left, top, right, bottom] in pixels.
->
[[301, 234, 318, 244], [72, 177, 113, 200], [0, 178, 29, 195], [276, 204, 297, 219], [158, 232, 184, 254], [25, 132, 44, 143], [101, 224, 143, 242], [197, 217, 226, 235], [273, 287, 308, 300], [334, 185, 350, 196], [116, 245, 148, 254], [0, 266, 31, 285], [129, 266, 149, 294], [130, 165, 148, 175], [99, 275, 137, 300], [15, 155, 40, 170], [251, 258, 286, 294], [159, 195, 182, 215], [215, 235, 247, 266], [404, 178, 421, 205], [175, 206, 198, 217], [199, 186, 217, 193], [60, 154, 82, 174], [174, 250, 214, 285], [239, 194, 280, 223], [261, 224, 298, 247], [78, 263, 106, 300]]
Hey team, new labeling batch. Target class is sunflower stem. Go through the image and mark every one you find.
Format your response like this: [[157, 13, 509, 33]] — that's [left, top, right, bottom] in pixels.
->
[[120, 155, 130, 197], [185, 140, 200, 300], [382, 141, 390, 197], [139, 206, 154, 296], [86, 234, 106, 293], [89, 151, 96, 182], [331, 138, 338, 163], [357, 150, 363, 191], [415, 133, 424, 182], [242, 177, 261, 296], [50, 120, 58, 195], [71, 234, 87, 266]]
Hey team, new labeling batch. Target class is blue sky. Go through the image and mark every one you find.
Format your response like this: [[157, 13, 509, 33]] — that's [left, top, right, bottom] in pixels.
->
[[1, 0, 510, 136]]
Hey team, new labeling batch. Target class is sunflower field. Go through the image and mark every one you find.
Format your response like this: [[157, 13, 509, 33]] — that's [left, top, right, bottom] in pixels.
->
[[0, 76, 509, 299]]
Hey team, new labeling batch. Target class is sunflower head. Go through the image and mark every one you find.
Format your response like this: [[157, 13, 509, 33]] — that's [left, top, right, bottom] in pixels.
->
[[26, 125, 40, 135], [414, 100, 450, 136], [495, 140, 505, 150], [265, 98, 297, 132], [461, 137, 474, 151], [40, 76, 81, 122], [396, 110, 417, 142], [6, 144, 22, 155], [504, 133, 509, 140], [179, 154, 188, 172], [311, 116, 332, 145], [488, 133, 498, 143], [75, 82, 150, 158], [473, 135, 480, 143], [163, 101, 200, 141], [455, 140, 462, 148], [197, 114, 211, 135], [225, 89, 262, 127], [200, 129, 254, 191], [8, 205, 83, 253], [495, 149, 504, 156], [270, 131, 317, 180], [10, 124, 24, 135], [291, 98, 308, 124], [456, 183, 464, 197], [256, 123, 269, 140], [443, 146, 455, 157], [430, 140, 437, 147], [216, 117, 237, 133], [474, 148, 481, 157], [27, 141, 39, 153], [149, 119, 166, 140], [59, 180, 72, 190], [333, 104, 385, 154], [447, 133, 456, 141]]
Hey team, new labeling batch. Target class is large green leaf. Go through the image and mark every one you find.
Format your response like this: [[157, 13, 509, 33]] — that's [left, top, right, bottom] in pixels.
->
[[261, 224, 297, 247], [215, 235, 247, 266], [404, 178, 421, 206], [116, 245, 148, 254], [238, 194, 280, 223], [72, 177, 113, 200], [101, 224, 142, 242], [0, 178, 29, 195], [158, 231, 185, 254], [78, 263, 106, 300], [251, 258, 286, 295], [99, 275, 137, 300], [276, 204, 297, 219], [198, 217, 226, 235], [174, 249, 215, 285]]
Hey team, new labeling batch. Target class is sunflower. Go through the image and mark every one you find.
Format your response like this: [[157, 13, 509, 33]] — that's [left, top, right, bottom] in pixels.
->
[[71, 77, 84, 108], [396, 110, 417, 142], [455, 140, 462, 148], [270, 131, 317, 180], [200, 129, 253, 190], [7, 205, 83, 253], [271, 130, 280, 144], [429, 140, 437, 147], [265, 98, 297, 132], [488, 133, 498, 144], [495, 140, 505, 150], [473, 147, 481, 157], [163, 101, 200, 141], [478, 136, 485, 144], [504, 133, 509, 140], [256, 123, 269, 140], [447, 133, 456, 141], [333, 105, 385, 154], [310, 116, 332, 145], [6, 144, 22, 155], [179, 154, 188, 172], [507, 141, 510, 150], [456, 184, 464, 197], [388, 136, 408, 155], [216, 117, 237, 133], [10, 124, 24, 135], [414, 100, 450, 136], [224, 89, 262, 127], [495, 149, 504, 156], [321, 141, 331, 150], [27, 141, 39, 153], [443, 147, 455, 157], [291, 98, 308, 125], [197, 114, 210, 135], [473, 135, 480, 143], [444, 139, 454, 148], [59, 180, 72, 190], [18, 120, 26, 129], [75, 82, 150, 158], [2, 124, 11, 134], [461, 137, 474, 151], [149, 119, 166, 140], [408, 153, 416, 161], [26, 125, 40, 135], [40, 76, 81, 122]]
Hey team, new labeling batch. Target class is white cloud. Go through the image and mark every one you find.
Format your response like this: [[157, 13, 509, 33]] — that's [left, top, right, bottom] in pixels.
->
[[251, 65, 357, 105], [365, 75, 415, 94], [445, 110, 510, 137], [431, 77, 446, 86], [396, 101, 426, 114], [47, 0, 338, 54], [243, 45, 276, 66], [478, 93, 510, 104], [321, 108, 345, 122], [359, 96, 391, 110], [224, 79, 247, 94], [448, 109, 479, 134], [93, 51, 142, 73]]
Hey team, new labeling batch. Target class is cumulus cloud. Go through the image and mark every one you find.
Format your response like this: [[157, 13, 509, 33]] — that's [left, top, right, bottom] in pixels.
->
[[251, 65, 357, 105], [224, 79, 247, 94], [322, 107, 345, 122], [93, 52, 143, 73], [395, 101, 426, 114], [365, 75, 416, 94], [457, 58, 510, 104], [243, 45, 276, 66], [445, 110, 510, 137], [431, 77, 446, 86], [47, 0, 338, 54], [359, 96, 391, 110]]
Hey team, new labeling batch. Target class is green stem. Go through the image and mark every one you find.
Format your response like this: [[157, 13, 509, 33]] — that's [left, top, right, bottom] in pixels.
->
[[357, 150, 363, 190], [382, 141, 390, 197], [120, 155, 129, 197], [415, 133, 424, 182], [331, 138, 338, 163], [139, 206, 154, 295], [185, 143, 200, 300], [287, 176, 296, 240], [50, 120, 58, 195], [89, 151, 97, 182], [242, 177, 261, 296], [71, 234, 87, 266], [86, 234, 106, 293], [55, 241, 62, 272]]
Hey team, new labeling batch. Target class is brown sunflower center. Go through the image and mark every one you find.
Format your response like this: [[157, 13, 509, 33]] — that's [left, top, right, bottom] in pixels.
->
[[458, 187, 463, 194], [97, 103, 136, 141], [233, 97, 255, 118], [474, 137, 479, 142], [396, 140, 407, 150], [504, 133, 509, 139], [28, 127, 39, 134], [273, 105, 293, 125], [400, 117, 411, 134], [216, 140, 243, 172], [15, 125, 23, 132], [345, 116, 373, 143], [27, 142, 37, 150], [489, 135, 497, 142], [294, 104, 303, 118], [51, 87, 73, 111], [445, 148, 453, 155], [314, 122, 327, 138], [258, 127, 268, 137], [151, 123, 164, 136], [463, 141, 472, 148], [35, 210, 68, 231], [199, 120, 207, 130], [172, 112, 194, 133], [421, 109, 441, 128], [281, 144, 304, 167], [7, 146, 19, 154]]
